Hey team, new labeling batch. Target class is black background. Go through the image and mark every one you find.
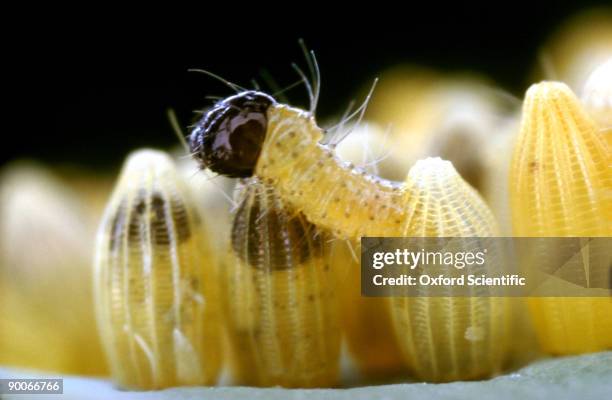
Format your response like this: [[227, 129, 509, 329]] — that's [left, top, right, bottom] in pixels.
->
[[5, 3, 610, 171]]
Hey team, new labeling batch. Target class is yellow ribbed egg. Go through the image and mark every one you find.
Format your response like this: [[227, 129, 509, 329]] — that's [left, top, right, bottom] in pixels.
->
[[223, 177, 340, 388], [389, 158, 512, 382], [510, 81, 612, 354], [93, 149, 222, 389], [192, 92, 515, 382]]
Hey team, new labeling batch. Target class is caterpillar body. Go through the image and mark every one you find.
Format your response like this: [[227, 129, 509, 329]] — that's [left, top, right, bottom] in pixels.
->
[[189, 90, 513, 381], [510, 81, 612, 354], [93, 149, 222, 389], [224, 177, 340, 387]]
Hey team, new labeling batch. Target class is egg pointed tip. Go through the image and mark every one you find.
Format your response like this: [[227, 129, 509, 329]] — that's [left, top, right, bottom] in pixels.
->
[[525, 81, 577, 103], [123, 148, 174, 171]]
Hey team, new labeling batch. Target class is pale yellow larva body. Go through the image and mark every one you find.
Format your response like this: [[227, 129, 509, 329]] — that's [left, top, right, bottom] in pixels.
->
[[258, 105, 406, 239], [255, 105, 513, 381], [510, 82, 612, 354], [93, 149, 221, 389], [223, 177, 340, 387]]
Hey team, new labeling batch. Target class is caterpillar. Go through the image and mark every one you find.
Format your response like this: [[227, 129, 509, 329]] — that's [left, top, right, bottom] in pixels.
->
[[93, 149, 222, 389], [223, 176, 340, 387], [510, 81, 612, 354], [189, 88, 513, 381]]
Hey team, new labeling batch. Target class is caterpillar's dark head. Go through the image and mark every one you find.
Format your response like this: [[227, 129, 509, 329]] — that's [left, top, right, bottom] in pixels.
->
[[189, 91, 276, 178]]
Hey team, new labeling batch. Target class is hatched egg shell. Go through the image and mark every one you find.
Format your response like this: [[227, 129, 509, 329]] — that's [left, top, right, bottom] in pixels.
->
[[390, 157, 513, 382]]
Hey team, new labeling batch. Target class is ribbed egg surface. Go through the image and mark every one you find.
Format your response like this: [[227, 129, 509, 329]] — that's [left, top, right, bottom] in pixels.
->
[[223, 177, 340, 388], [510, 82, 612, 354], [93, 149, 221, 389], [390, 158, 512, 382]]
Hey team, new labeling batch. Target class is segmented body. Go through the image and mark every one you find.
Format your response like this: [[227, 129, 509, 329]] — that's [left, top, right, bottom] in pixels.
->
[[94, 149, 221, 389], [223, 177, 340, 387], [258, 105, 407, 239], [255, 105, 512, 381]]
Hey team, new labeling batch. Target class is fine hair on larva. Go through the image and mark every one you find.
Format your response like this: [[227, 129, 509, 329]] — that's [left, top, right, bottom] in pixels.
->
[[93, 149, 222, 389], [187, 49, 515, 381]]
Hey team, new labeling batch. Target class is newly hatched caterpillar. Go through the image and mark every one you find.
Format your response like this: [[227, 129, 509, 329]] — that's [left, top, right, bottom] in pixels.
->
[[510, 81, 612, 354], [223, 177, 340, 387], [189, 87, 512, 381], [189, 91, 406, 239], [93, 149, 222, 389]]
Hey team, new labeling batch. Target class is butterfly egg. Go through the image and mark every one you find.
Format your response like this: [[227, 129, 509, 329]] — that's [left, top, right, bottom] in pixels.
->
[[93, 149, 222, 389], [189, 92, 515, 381], [389, 157, 512, 382], [0, 163, 107, 375], [510, 81, 612, 354], [224, 177, 340, 387], [582, 58, 612, 147]]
